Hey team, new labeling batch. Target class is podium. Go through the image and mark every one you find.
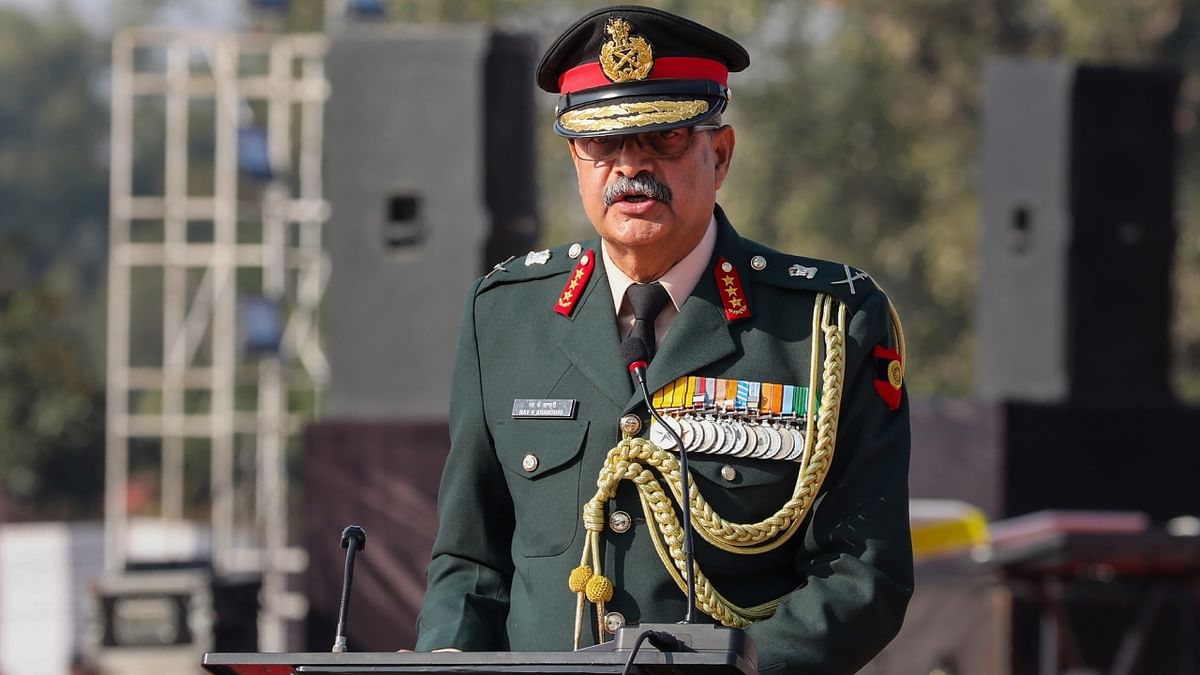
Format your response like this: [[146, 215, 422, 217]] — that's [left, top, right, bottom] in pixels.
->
[[985, 513, 1200, 675], [204, 625, 758, 675]]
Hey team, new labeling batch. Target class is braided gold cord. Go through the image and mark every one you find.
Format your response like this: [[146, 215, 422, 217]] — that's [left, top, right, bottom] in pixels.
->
[[637, 485, 783, 627], [887, 297, 906, 366], [870, 279, 906, 367], [574, 295, 849, 628]]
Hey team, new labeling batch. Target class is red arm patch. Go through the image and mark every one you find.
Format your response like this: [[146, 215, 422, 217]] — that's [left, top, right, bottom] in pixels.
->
[[872, 344, 904, 411]]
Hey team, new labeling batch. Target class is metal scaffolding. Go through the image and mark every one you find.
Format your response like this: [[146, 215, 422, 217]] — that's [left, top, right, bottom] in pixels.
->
[[105, 28, 330, 650]]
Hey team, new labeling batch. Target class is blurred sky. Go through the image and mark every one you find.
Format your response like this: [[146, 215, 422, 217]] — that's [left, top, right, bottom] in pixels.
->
[[0, 0, 240, 32]]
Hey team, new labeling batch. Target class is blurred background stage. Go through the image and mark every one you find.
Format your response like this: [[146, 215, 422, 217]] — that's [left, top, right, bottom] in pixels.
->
[[3, 2, 1200, 675]]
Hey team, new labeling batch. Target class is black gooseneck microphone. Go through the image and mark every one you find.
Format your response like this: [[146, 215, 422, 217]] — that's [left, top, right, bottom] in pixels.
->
[[620, 337, 698, 624], [332, 525, 367, 653]]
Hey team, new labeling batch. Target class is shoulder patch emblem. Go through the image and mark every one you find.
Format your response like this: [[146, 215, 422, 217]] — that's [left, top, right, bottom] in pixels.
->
[[872, 344, 903, 411], [554, 249, 596, 317]]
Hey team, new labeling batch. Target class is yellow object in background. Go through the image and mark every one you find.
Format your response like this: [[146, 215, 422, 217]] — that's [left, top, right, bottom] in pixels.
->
[[909, 500, 990, 561]]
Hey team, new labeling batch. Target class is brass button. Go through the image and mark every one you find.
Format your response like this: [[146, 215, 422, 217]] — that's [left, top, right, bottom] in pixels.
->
[[604, 611, 626, 635], [609, 510, 632, 533], [522, 454, 539, 473], [750, 255, 767, 271], [720, 464, 737, 482], [619, 414, 643, 437]]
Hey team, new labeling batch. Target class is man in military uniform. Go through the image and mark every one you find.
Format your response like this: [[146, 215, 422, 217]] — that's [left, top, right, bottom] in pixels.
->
[[416, 6, 912, 673]]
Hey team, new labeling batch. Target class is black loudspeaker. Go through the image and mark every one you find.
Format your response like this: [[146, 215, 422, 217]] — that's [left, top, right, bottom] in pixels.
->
[[909, 399, 1200, 521], [322, 27, 538, 421], [1002, 401, 1200, 522], [978, 59, 1179, 404]]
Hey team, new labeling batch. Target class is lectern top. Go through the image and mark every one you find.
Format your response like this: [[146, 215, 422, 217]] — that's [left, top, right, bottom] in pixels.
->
[[203, 648, 756, 675]]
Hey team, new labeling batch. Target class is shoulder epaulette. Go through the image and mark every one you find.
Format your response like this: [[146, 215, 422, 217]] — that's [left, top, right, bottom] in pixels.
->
[[476, 240, 596, 293], [739, 242, 879, 312]]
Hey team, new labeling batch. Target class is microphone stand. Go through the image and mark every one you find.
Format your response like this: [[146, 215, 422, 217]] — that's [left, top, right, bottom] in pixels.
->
[[332, 525, 367, 653], [607, 345, 753, 668], [622, 337, 696, 625], [630, 364, 697, 624]]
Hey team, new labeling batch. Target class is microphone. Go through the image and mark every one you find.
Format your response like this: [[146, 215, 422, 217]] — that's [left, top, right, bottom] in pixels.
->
[[619, 337, 697, 624], [620, 337, 650, 389], [332, 525, 367, 653]]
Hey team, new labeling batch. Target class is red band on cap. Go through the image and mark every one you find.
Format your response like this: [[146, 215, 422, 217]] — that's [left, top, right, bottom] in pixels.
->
[[558, 56, 729, 93]]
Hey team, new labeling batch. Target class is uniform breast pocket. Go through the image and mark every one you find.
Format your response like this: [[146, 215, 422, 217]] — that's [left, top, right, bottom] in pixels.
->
[[688, 456, 800, 523], [493, 419, 590, 558]]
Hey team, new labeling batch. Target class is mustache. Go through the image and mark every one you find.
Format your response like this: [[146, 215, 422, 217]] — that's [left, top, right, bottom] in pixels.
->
[[603, 173, 673, 207]]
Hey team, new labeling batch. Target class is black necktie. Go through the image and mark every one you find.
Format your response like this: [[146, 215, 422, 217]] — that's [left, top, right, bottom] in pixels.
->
[[625, 282, 672, 360]]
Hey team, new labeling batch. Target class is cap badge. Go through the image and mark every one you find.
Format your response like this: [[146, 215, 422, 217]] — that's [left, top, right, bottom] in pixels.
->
[[600, 18, 654, 83]]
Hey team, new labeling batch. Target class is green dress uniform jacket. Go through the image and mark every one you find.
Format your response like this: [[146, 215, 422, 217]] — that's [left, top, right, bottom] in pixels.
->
[[416, 207, 913, 674]]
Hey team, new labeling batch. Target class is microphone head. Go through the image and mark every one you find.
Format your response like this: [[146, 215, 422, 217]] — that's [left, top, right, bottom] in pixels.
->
[[341, 525, 366, 551], [620, 336, 651, 372]]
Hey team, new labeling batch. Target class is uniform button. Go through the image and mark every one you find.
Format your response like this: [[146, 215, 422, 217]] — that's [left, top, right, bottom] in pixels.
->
[[721, 261, 733, 273], [750, 255, 767, 271], [619, 414, 643, 437], [522, 454, 539, 473], [569, 243, 582, 258], [608, 510, 632, 533], [720, 464, 737, 482], [604, 611, 626, 634]]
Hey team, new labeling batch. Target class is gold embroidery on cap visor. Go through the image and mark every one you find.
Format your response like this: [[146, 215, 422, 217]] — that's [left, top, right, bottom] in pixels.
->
[[560, 100, 711, 133]]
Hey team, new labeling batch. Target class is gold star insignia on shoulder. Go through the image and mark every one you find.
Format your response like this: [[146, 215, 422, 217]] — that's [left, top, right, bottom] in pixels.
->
[[555, 249, 596, 317], [712, 257, 751, 322]]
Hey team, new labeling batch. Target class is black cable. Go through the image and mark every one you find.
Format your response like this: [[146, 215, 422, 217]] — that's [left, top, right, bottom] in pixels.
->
[[637, 380, 697, 623], [620, 629, 687, 675]]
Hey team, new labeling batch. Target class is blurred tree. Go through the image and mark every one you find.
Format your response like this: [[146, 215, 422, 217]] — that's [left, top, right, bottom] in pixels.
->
[[0, 235, 105, 521], [0, 5, 111, 520], [0, 4, 108, 260]]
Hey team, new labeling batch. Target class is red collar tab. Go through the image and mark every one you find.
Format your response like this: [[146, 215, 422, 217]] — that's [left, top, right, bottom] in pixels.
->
[[554, 248, 596, 317], [872, 344, 904, 411], [714, 257, 751, 323], [558, 56, 730, 93]]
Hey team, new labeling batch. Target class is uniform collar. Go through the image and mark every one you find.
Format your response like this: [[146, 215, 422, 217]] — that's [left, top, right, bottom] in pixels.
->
[[601, 214, 718, 313]]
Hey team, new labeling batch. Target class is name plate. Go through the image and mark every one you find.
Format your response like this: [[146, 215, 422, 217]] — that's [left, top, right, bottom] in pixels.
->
[[512, 399, 578, 419]]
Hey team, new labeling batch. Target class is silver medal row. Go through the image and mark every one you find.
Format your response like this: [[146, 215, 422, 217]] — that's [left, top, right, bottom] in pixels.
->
[[649, 414, 808, 462]]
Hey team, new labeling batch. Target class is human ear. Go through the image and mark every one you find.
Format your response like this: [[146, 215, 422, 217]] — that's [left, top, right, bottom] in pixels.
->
[[712, 126, 735, 189]]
